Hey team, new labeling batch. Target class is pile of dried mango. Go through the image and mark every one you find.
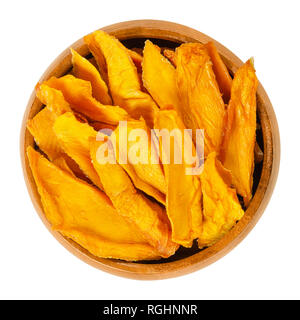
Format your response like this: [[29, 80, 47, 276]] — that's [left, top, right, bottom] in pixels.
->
[[27, 30, 259, 261]]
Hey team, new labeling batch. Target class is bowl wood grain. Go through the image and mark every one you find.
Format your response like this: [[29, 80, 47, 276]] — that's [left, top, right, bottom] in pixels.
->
[[20, 20, 280, 280]]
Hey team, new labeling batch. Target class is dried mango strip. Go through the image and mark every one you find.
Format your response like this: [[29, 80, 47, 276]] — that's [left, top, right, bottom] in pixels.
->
[[85, 33, 144, 75], [44, 75, 129, 124], [90, 30, 159, 127], [114, 119, 166, 204], [176, 43, 226, 155], [27, 84, 71, 160], [27, 146, 160, 261], [90, 140, 178, 258], [84, 33, 109, 84], [204, 42, 232, 104], [53, 112, 102, 189], [155, 109, 203, 247], [27, 107, 62, 161], [71, 48, 112, 105], [221, 59, 258, 206], [142, 40, 180, 112], [198, 152, 244, 248], [36, 83, 71, 114], [60, 228, 160, 261], [164, 43, 232, 104]]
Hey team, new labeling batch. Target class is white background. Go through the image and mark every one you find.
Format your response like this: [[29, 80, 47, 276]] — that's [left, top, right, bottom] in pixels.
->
[[0, 0, 298, 300]]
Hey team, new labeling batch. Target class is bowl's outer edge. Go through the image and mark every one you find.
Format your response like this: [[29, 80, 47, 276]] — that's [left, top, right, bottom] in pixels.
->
[[20, 19, 280, 280]]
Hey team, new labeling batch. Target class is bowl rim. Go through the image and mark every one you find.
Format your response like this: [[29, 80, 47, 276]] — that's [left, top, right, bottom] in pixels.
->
[[20, 19, 280, 280]]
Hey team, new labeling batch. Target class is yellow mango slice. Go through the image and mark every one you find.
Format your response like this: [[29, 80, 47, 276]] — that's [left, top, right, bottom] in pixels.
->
[[60, 227, 160, 261], [27, 107, 62, 160], [164, 43, 233, 104], [90, 30, 159, 127], [53, 112, 102, 189], [28, 85, 87, 180], [27, 84, 71, 160], [85, 33, 143, 76], [154, 109, 203, 247], [142, 40, 180, 113], [71, 48, 112, 105], [27, 146, 160, 261], [198, 152, 244, 248], [121, 120, 166, 194], [175, 43, 226, 155], [84, 33, 109, 84], [90, 140, 178, 258], [44, 75, 129, 124], [163, 44, 232, 104], [114, 119, 166, 204], [36, 83, 71, 114], [221, 59, 258, 206]]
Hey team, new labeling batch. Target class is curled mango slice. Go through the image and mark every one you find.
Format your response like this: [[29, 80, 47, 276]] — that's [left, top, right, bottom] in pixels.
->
[[44, 75, 129, 124], [198, 152, 244, 248], [114, 119, 166, 204], [53, 112, 102, 189], [221, 59, 258, 206], [90, 30, 159, 127], [176, 43, 226, 155], [27, 146, 160, 261], [142, 40, 180, 112], [155, 109, 203, 247], [90, 139, 178, 258], [71, 48, 112, 105], [27, 84, 71, 160]]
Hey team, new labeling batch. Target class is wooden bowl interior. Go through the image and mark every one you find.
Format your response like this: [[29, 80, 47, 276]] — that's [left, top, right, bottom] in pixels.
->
[[20, 20, 279, 279]]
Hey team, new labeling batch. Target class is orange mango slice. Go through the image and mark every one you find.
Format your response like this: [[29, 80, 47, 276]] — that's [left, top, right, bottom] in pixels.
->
[[53, 112, 102, 189], [221, 59, 258, 206], [142, 40, 180, 113], [204, 42, 232, 104], [27, 84, 71, 160], [90, 139, 178, 258], [44, 75, 129, 124], [155, 109, 203, 247], [198, 152, 244, 248], [71, 48, 112, 105], [90, 30, 159, 127], [175, 43, 226, 155], [27, 146, 160, 261], [114, 119, 166, 204]]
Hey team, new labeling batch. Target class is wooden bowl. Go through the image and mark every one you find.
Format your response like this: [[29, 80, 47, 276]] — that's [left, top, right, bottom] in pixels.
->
[[20, 20, 280, 280]]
